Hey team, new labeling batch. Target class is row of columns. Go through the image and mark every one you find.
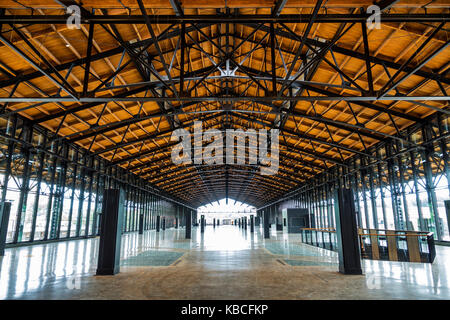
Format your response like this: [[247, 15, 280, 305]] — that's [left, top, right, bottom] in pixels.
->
[[232, 216, 256, 233], [194, 216, 258, 233], [254, 123, 450, 242], [0, 115, 198, 246]]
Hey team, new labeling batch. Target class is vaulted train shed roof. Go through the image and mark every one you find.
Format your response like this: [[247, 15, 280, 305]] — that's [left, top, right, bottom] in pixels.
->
[[0, 0, 448, 207]]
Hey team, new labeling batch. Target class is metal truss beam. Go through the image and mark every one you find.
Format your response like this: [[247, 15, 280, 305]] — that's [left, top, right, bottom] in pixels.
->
[[1, 14, 447, 24], [243, 22, 449, 86], [154, 168, 298, 192], [0, 23, 213, 91], [2, 95, 447, 104], [230, 110, 376, 158], [129, 148, 319, 179], [169, 0, 184, 17], [272, 0, 288, 17], [148, 165, 303, 186], [375, 0, 401, 11]]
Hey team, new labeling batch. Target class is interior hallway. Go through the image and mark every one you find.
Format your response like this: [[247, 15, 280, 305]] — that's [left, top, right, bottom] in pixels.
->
[[1, 225, 450, 300]]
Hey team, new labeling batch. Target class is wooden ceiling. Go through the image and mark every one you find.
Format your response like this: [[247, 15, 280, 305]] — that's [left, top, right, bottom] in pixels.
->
[[0, 0, 448, 207]]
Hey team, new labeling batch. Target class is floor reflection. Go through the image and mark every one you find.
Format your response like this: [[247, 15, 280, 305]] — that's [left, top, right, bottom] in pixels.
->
[[0, 225, 449, 299]]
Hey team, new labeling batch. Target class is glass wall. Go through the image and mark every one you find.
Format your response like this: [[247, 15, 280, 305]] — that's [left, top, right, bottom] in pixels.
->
[[265, 116, 450, 242], [0, 116, 191, 245]]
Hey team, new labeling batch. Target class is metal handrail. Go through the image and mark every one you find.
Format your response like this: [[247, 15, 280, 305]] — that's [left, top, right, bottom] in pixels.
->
[[299, 227, 436, 263]]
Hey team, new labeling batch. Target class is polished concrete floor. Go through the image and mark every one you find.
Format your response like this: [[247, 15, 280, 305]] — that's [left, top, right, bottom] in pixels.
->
[[1, 225, 450, 299]]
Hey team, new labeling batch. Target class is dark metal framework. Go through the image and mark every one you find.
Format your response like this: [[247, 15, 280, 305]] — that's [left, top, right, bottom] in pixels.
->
[[0, 1, 449, 243], [258, 112, 450, 241], [0, 115, 196, 244]]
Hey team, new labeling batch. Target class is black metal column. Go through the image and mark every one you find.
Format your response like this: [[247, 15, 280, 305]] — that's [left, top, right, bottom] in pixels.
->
[[263, 209, 270, 239], [14, 126, 32, 243], [156, 215, 160, 232], [138, 210, 144, 235], [250, 215, 254, 233], [84, 158, 94, 237], [422, 127, 442, 240], [334, 188, 362, 275], [96, 189, 124, 275], [376, 148, 388, 229], [185, 209, 191, 239], [445, 201, 450, 239], [0, 202, 11, 256], [30, 134, 46, 242], [92, 169, 102, 236], [200, 215, 205, 233], [75, 152, 87, 237], [151, 195, 155, 229], [65, 151, 78, 238], [44, 142, 59, 240], [1, 116, 16, 206]]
